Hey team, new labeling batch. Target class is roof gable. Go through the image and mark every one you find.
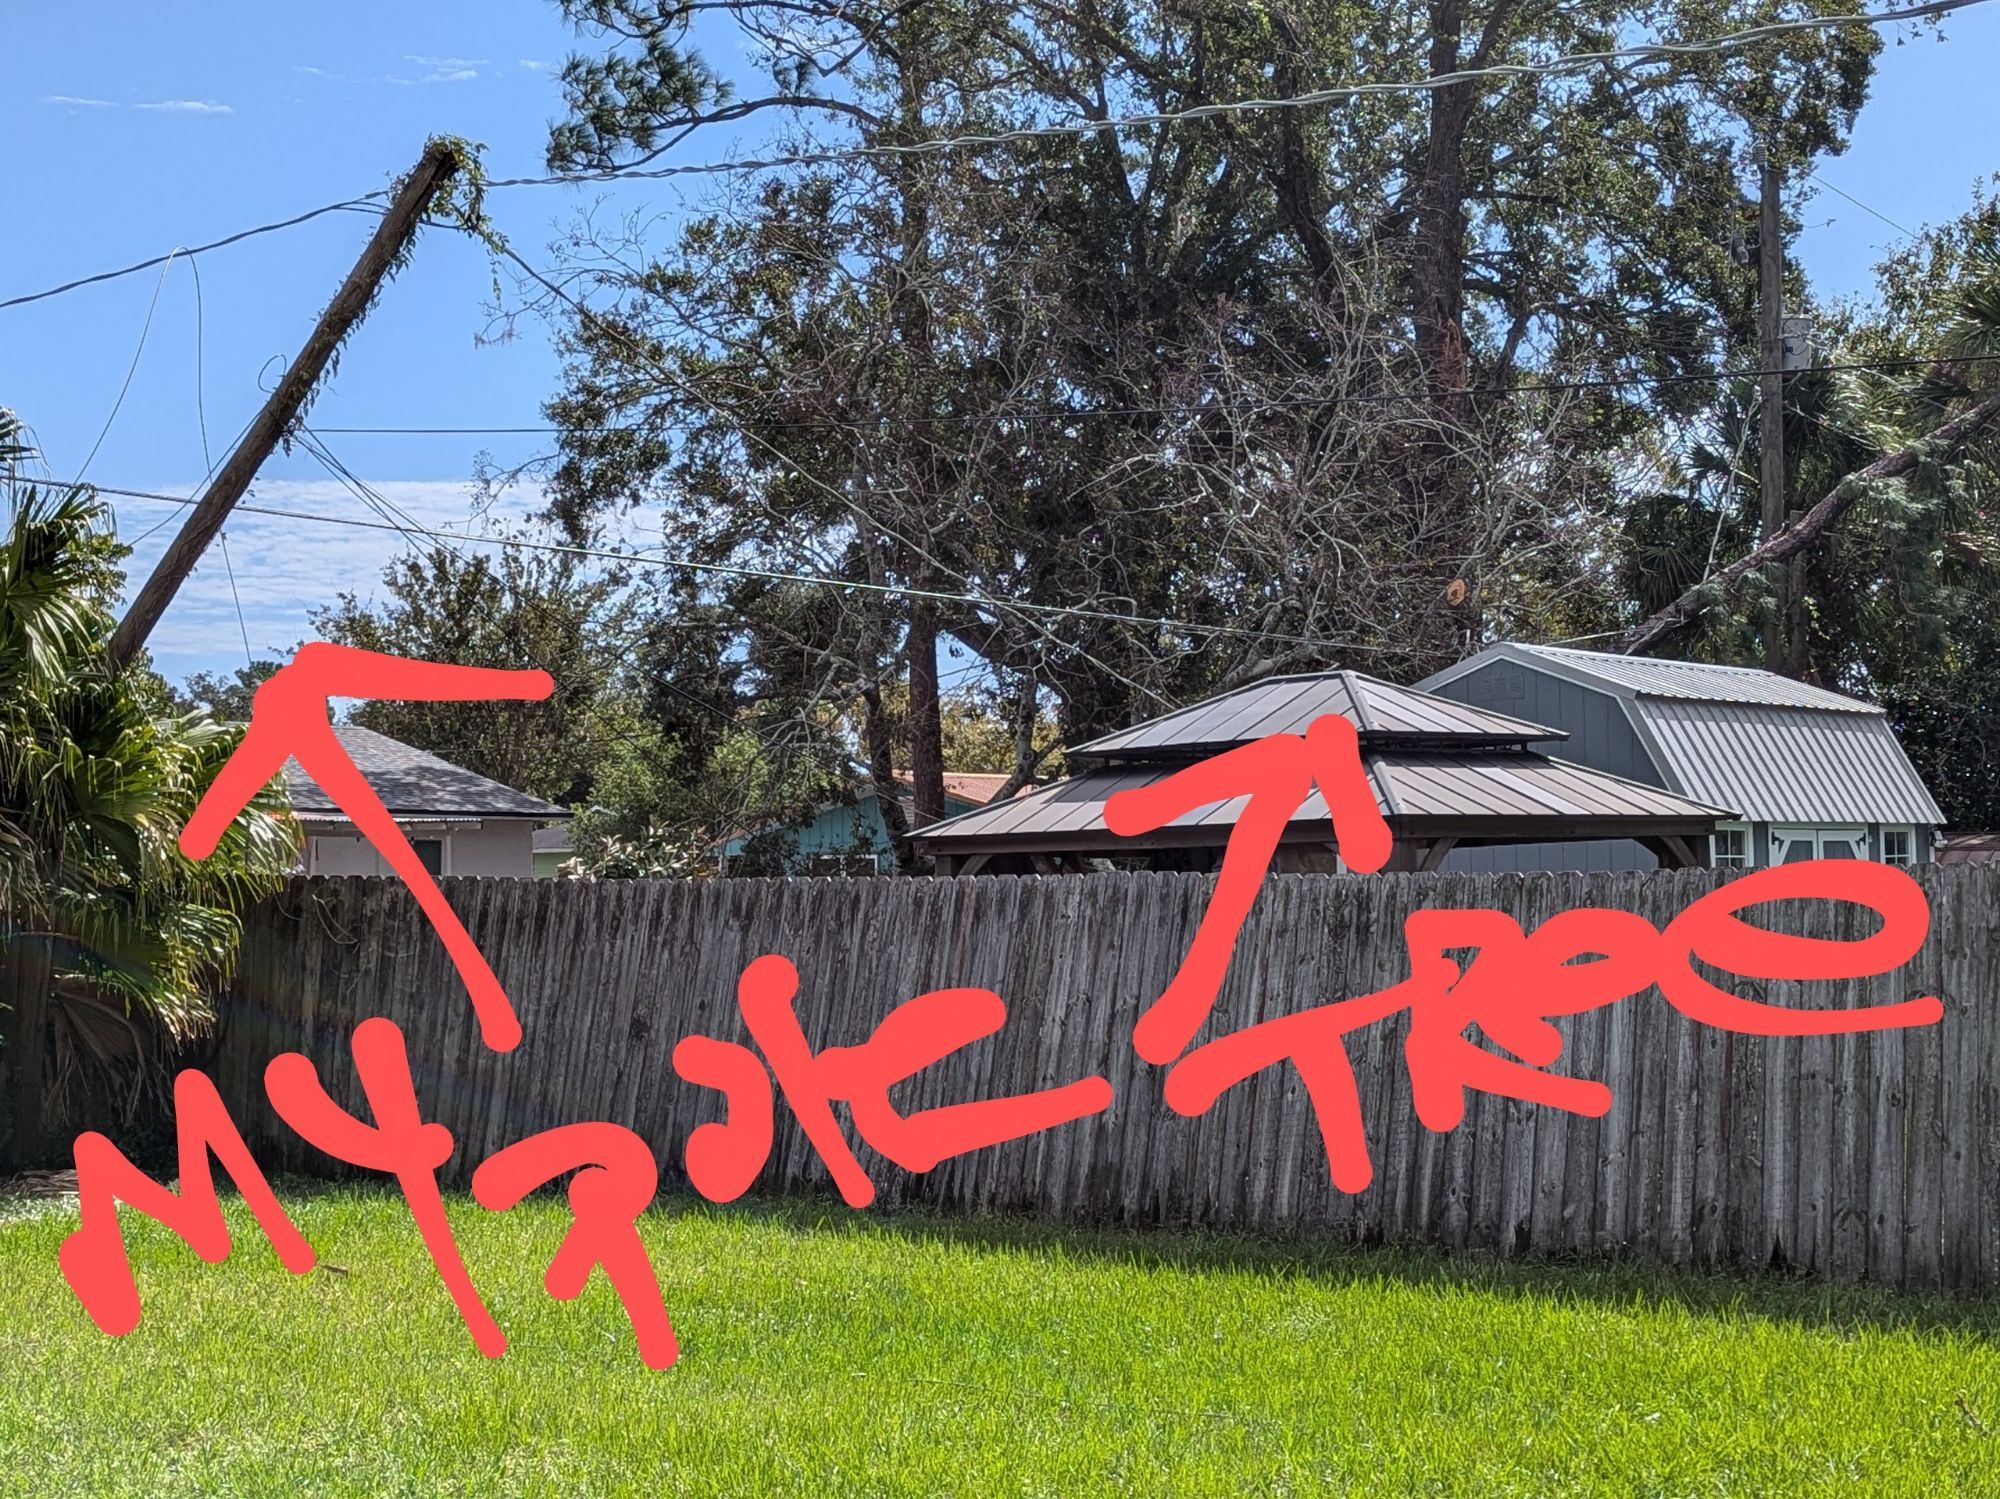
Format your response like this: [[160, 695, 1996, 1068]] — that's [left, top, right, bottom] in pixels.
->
[[283, 725, 568, 820], [1070, 670, 1564, 761], [1418, 646, 1942, 826], [1466, 644, 1882, 714]]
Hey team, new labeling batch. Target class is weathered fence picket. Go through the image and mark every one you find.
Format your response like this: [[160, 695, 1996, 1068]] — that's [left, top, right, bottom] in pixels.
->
[[207, 865, 1996, 1291]]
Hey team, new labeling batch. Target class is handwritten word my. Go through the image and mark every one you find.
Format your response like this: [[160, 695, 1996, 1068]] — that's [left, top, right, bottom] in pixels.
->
[[61, 967, 1109, 1369]]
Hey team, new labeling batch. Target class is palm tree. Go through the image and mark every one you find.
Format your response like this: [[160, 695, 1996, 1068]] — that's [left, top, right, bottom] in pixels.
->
[[0, 410, 299, 1165]]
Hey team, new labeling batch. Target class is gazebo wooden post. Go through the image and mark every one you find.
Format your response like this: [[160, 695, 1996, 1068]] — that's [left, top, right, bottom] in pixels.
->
[[1418, 838, 1458, 872]]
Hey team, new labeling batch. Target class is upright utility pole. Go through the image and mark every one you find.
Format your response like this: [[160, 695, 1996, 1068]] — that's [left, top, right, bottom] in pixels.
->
[[110, 140, 461, 667], [1755, 143, 1788, 674]]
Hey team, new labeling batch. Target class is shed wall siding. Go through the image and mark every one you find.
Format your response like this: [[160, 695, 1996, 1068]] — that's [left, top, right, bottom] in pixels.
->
[[1425, 660, 1661, 785], [1442, 838, 1656, 873]]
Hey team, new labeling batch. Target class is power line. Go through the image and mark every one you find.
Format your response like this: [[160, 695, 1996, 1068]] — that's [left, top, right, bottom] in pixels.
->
[[294, 424, 799, 749], [81, 479, 1396, 653], [0, 201, 384, 313], [487, 240, 1185, 708], [3, 2, 1983, 315], [482, 2, 1987, 188], [71, 249, 184, 485], [191, 255, 213, 472], [1809, 173, 1920, 240], [218, 530, 254, 668], [306, 350, 2000, 437]]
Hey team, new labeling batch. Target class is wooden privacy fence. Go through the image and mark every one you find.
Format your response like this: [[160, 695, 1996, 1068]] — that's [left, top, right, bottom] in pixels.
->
[[209, 866, 2000, 1291]]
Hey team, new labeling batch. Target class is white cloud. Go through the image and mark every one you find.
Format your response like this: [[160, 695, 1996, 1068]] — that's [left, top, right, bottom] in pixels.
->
[[407, 55, 489, 69], [518, 59, 547, 71], [113, 478, 565, 678], [426, 68, 479, 83], [293, 66, 325, 77], [136, 99, 234, 115], [40, 94, 117, 108]]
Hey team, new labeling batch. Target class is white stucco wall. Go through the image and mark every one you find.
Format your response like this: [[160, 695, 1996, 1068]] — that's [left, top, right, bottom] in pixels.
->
[[448, 821, 536, 876], [304, 819, 539, 878]]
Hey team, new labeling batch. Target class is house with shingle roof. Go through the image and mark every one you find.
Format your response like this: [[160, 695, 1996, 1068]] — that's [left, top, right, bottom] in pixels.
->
[[1415, 644, 1945, 871], [282, 724, 569, 878], [913, 670, 1732, 875]]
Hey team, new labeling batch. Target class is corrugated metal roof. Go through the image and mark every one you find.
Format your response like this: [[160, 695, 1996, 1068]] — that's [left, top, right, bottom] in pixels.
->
[[1938, 833, 2000, 865], [283, 725, 568, 820], [1070, 670, 1563, 760], [1936, 835, 2000, 867], [916, 747, 1724, 850], [1503, 644, 1881, 713], [1372, 753, 1733, 822], [1632, 700, 1944, 826]]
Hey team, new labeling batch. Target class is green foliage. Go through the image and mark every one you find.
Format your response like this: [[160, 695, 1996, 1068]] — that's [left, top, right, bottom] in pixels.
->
[[560, 806, 712, 878], [168, 659, 284, 723], [0, 417, 298, 1131], [312, 538, 845, 870], [311, 540, 635, 806], [532, 0, 1910, 800], [1790, 215, 2000, 824]]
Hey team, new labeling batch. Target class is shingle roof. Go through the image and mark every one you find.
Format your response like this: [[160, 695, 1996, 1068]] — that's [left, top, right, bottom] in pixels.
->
[[283, 725, 568, 821], [1070, 669, 1564, 762], [1480, 644, 1880, 713], [915, 750, 1727, 852]]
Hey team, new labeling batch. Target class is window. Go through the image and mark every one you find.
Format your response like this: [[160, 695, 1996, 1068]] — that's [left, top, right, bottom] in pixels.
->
[[1772, 827, 1865, 863], [1882, 827, 1915, 866], [1711, 823, 1750, 868], [410, 838, 446, 876]]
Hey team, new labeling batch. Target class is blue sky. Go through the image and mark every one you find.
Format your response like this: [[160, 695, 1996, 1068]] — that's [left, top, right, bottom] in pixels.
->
[[1, 3, 1997, 686]]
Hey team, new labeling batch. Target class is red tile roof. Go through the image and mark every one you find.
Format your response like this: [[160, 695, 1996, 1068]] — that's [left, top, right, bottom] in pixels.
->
[[891, 771, 1019, 806]]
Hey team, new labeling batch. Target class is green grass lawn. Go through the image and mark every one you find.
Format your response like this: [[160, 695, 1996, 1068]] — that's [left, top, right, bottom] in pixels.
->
[[1, 1185, 1997, 1496]]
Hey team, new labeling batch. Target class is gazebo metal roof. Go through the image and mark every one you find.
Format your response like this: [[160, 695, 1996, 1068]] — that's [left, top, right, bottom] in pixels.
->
[[1069, 669, 1564, 762], [915, 668, 1732, 872], [913, 751, 1730, 858]]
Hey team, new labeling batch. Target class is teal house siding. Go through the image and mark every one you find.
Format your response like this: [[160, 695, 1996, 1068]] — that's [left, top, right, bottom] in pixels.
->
[[720, 789, 989, 872]]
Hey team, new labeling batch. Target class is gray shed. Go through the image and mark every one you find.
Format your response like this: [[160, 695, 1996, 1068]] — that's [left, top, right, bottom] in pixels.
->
[[914, 670, 1730, 875], [1415, 644, 1944, 872]]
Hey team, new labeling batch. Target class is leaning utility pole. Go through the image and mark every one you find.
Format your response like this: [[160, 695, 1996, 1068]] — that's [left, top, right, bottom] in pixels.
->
[[110, 139, 461, 667], [1755, 142, 1788, 675]]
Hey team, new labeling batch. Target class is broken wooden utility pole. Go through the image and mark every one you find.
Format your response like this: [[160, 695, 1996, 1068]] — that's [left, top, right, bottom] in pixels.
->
[[1755, 142, 1788, 675], [110, 139, 461, 667]]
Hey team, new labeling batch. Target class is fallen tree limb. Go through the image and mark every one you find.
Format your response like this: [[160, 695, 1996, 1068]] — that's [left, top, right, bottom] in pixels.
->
[[1613, 390, 2000, 656]]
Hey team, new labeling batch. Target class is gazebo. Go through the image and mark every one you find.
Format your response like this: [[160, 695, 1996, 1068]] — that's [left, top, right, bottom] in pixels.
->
[[913, 671, 1731, 875]]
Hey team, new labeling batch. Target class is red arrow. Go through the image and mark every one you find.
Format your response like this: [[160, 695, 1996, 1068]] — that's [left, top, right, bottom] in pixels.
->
[[182, 642, 553, 1053]]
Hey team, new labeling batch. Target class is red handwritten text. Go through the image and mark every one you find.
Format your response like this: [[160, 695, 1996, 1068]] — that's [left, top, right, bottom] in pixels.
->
[[58, 650, 1943, 1370]]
